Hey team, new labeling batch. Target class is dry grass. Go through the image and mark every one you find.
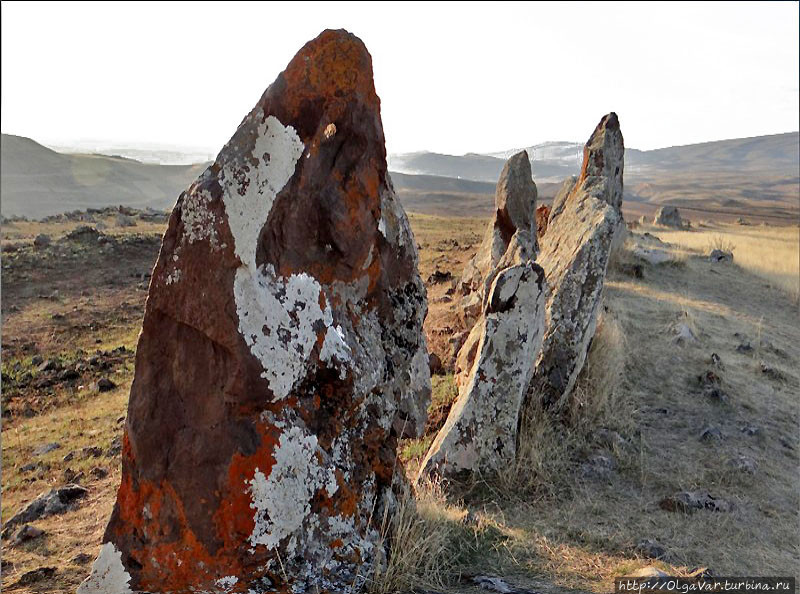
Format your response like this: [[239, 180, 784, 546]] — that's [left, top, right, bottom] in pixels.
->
[[652, 222, 800, 300], [368, 479, 466, 593]]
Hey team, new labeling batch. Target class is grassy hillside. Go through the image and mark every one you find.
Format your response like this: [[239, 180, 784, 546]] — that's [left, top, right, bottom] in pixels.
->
[[0, 134, 208, 218]]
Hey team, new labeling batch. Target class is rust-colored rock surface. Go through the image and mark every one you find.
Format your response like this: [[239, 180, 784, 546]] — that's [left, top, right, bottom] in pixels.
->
[[535, 204, 551, 239], [527, 113, 624, 411], [79, 29, 430, 593]]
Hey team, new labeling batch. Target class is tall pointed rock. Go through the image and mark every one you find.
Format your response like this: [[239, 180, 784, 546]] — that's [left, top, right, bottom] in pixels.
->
[[528, 113, 624, 411], [79, 29, 430, 593]]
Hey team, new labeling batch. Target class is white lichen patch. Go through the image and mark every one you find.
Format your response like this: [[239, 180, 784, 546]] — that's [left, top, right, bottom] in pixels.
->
[[215, 575, 239, 592], [319, 325, 352, 377], [222, 115, 304, 269], [235, 264, 332, 399], [248, 426, 326, 552], [77, 542, 133, 594], [181, 188, 219, 247]]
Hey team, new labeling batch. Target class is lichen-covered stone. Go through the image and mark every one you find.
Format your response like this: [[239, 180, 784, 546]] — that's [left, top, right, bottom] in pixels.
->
[[527, 113, 624, 411], [420, 262, 546, 477], [653, 205, 683, 227], [459, 151, 538, 296], [79, 29, 430, 594]]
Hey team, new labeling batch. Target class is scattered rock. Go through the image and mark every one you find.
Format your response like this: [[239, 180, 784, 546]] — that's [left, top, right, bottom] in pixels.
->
[[727, 454, 757, 474], [33, 233, 51, 248], [106, 436, 122, 458], [96, 377, 116, 392], [672, 322, 698, 346], [633, 246, 679, 265], [528, 113, 624, 410], [82, 446, 104, 459], [15, 567, 56, 585], [82, 30, 431, 593], [636, 539, 668, 561], [710, 352, 724, 369], [699, 425, 723, 442], [472, 575, 533, 594], [72, 553, 94, 565], [735, 341, 753, 353], [32, 442, 61, 456], [63, 469, 85, 484], [653, 205, 683, 227], [115, 213, 136, 227], [760, 362, 785, 382], [709, 249, 733, 263], [3, 484, 88, 536], [698, 370, 729, 403], [37, 358, 60, 373], [580, 452, 617, 480], [427, 269, 452, 284], [659, 490, 733, 513], [90, 467, 109, 480], [65, 225, 102, 243], [12, 524, 45, 546], [740, 423, 760, 437]]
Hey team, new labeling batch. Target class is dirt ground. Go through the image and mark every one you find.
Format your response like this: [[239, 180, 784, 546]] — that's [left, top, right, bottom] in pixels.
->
[[1, 213, 798, 592]]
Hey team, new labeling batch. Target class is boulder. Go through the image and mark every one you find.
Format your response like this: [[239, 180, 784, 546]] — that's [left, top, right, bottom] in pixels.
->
[[653, 205, 682, 227], [80, 29, 430, 594], [527, 113, 624, 411], [419, 262, 546, 477], [33, 233, 51, 248], [459, 151, 537, 296]]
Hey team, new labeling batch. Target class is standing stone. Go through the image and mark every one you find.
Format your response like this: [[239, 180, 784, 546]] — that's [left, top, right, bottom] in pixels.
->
[[653, 205, 683, 227], [79, 29, 430, 594], [459, 151, 538, 296], [420, 261, 547, 477], [535, 204, 551, 240], [527, 113, 624, 411]]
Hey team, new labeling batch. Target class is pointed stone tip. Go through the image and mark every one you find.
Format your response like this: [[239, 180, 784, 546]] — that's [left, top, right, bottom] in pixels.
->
[[283, 28, 375, 99]]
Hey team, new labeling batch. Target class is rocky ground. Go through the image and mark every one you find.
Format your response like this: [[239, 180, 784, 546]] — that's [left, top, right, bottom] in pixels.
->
[[1, 213, 798, 592]]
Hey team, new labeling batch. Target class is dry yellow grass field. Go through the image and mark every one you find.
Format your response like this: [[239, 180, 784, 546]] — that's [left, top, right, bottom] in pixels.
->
[[1, 215, 798, 593]]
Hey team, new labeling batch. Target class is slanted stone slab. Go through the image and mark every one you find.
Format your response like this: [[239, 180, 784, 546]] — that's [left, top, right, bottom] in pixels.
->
[[528, 113, 624, 411], [420, 261, 547, 477], [79, 29, 430, 594]]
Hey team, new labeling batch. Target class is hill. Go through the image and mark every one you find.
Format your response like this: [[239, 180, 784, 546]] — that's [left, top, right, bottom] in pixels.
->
[[0, 134, 208, 218]]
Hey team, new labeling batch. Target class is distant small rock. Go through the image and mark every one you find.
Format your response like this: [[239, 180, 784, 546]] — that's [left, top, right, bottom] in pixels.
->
[[735, 341, 753, 353], [710, 352, 724, 369], [699, 425, 723, 442], [71, 553, 93, 565], [427, 269, 453, 284], [16, 566, 57, 585], [115, 213, 136, 227], [12, 524, 45, 546], [698, 370, 729, 403], [760, 362, 785, 382], [581, 452, 616, 480], [65, 225, 102, 243], [740, 423, 760, 437], [659, 490, 733, 513], [709, 249, 733, 263], [37, 359, 60, 373], [89, 467, 109, 480], [33, 234, 51, 248], [32, 442, 60, 456], [727, 454, 757, 474], [96, 377, 116, 392], [636, 539, 669, 560], [81, 446, 104, 459], [672, 322, 698, 346]]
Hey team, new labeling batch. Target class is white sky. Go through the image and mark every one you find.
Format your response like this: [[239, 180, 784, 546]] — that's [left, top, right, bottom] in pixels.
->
[[1, 1, 798, 155]]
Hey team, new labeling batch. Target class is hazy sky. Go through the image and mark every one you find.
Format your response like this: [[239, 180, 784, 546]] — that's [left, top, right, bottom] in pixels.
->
[[2, 1, 798, 155]]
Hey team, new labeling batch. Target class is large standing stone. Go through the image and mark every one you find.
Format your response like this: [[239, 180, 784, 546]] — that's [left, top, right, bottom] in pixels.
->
[[79, 29, 430, 594], [420, 261, 546, 477], [653, 205, 683, 227], [527, 113, 624, 411], [459, 151, 538, 297]]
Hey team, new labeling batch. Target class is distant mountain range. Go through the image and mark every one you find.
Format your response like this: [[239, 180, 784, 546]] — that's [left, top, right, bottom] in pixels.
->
[[2, 132, 797, 221]]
